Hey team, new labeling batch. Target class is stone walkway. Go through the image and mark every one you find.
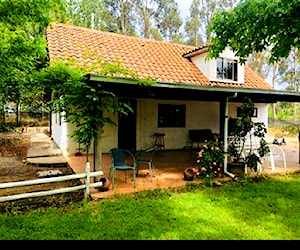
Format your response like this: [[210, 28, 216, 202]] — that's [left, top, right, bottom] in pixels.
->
[[26, 132, 67, 168]]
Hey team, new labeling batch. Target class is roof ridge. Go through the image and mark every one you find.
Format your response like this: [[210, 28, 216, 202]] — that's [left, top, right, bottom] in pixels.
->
[[49, 22, 197, 50]]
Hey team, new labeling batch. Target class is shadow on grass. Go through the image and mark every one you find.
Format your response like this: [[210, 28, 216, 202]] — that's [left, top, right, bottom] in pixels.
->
[[0, 173, 299, 240], [163, 173, 300, 239]]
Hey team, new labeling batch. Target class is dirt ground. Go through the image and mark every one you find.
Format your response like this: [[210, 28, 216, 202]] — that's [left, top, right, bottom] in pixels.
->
[[0, 130, 84, 212]]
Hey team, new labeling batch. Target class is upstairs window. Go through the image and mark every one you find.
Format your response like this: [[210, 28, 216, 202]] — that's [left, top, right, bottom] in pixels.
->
[[217, 58, 238, 81]]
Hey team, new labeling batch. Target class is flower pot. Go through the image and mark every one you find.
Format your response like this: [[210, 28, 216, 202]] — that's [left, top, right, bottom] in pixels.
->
[[97, 176, 111, 192], [183, 168, 195, 181]]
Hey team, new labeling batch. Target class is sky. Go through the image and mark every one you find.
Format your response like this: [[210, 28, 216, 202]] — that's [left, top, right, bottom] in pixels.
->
[[175, 0, 193, 21]]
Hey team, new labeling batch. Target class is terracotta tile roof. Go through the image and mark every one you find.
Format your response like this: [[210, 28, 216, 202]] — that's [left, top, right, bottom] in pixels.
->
[[46, 22, 272, 90]]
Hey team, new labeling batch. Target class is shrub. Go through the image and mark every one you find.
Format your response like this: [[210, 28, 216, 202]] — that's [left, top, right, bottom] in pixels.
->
[[196, 141, 225, 180]]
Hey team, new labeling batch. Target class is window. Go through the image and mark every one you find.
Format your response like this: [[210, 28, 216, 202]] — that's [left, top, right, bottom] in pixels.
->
[[237, 107, 258, 117], [158, 104, 186, 128], [217, 58, 238, 81]]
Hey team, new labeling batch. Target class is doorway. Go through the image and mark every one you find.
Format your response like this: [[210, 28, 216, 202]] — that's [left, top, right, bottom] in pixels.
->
[[118, 98, 137, 151]]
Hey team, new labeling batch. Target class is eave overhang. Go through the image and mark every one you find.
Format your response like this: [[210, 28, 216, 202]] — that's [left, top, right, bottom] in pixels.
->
[[182, 45, 208, 58], [87, 74, 300, 103]]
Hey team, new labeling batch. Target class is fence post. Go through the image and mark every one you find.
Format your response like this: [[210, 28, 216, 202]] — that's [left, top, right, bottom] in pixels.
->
[[85, 162, 91, 199]]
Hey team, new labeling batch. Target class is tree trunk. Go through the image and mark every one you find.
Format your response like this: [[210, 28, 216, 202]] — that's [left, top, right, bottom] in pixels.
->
[[0, 104, 5, 124], [120, 0, 126, 34], [15, 101, 19, 127], [293, 102, 297, 122], [272, 103, 277, 123], [142, 0, 151, 38]]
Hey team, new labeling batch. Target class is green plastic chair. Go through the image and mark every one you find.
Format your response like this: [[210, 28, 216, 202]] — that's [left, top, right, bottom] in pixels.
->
[[135, 145, 158, 181], [109, 148, 137, 189]]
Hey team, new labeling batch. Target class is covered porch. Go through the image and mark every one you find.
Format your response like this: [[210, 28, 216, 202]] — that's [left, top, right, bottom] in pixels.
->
[[63, 78, 300, 199], [66, 133, 300, 199], [54, 76, 299, 200]]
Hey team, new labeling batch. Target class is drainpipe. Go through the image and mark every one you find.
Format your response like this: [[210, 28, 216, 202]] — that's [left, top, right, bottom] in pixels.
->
[[223, 92, 238, 180]]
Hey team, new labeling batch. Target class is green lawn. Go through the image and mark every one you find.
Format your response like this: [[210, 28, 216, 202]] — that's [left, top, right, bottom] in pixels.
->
[[0, 173, 299, 240]]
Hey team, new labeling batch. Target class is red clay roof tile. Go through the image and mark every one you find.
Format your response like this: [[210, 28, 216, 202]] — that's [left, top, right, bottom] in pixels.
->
[[46, 23, 272, 90]]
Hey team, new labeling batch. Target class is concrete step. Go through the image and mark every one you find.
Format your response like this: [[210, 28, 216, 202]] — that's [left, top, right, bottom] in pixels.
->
[[26, 156, 68, 168], [25, 132, 68, 168], [27, 148, 63, 158]]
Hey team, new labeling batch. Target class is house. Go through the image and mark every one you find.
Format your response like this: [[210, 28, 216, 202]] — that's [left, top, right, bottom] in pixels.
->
[[46, 22, 300, 157]]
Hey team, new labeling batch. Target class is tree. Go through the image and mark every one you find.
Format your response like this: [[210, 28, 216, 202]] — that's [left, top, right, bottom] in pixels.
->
[[184, 0, 239, 46], [104, 0, 137, 36], [0, 0, 66, 125], [199, 0, 219, 43], [37, 60, 131, 157], [36, 52, 155, 173], [208, 0, 300, 63], [184, 0, 203, 46], [67, 0, 114, 31], [154, 0, 183, 42], [278, 48, 300, 93], [134, 0, 155, 38], [247, 51, 271, 79], [277, 48, 300, 121]]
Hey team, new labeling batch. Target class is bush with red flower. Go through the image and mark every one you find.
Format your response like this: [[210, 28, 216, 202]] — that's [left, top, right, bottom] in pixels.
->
[[196, 141, 225, 180], [183, 141, 225, 184]]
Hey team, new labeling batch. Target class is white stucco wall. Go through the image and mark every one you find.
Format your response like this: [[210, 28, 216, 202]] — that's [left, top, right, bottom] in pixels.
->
[[228, 102, 269, 127], [136, 99, 220, 150], [100, 111, 118, 153], [51, 112, 94, 156]]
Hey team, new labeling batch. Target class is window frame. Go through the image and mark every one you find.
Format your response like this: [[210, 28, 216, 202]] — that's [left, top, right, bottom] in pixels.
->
[[217, 57, 238, 82], [237, 107, 258, 118], [158, 104, 186, 128]]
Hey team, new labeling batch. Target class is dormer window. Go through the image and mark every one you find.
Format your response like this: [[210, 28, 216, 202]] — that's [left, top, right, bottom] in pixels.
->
[[217, 58, 238, 81], [183, 46, 244, 84]]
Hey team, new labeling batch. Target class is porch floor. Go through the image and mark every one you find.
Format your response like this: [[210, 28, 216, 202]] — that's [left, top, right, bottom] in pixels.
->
[[66, 136, 300, 199]]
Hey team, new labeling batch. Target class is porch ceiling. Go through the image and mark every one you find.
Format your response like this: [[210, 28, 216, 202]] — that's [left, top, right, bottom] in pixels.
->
[[88, 74, 300, 103]]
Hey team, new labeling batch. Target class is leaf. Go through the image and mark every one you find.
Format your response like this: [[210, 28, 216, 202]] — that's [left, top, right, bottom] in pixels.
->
[[208, 0, 300, 63]]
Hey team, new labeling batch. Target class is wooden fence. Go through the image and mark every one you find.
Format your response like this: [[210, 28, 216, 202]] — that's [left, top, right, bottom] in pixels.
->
[[0, 162, 103, 203]]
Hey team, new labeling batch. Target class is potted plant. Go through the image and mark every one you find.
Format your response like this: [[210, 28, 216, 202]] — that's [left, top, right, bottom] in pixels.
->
[[227, 97, 270, 175]]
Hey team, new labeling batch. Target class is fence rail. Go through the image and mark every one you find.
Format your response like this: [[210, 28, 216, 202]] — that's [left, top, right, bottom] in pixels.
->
[[0, 162, 103, 203]]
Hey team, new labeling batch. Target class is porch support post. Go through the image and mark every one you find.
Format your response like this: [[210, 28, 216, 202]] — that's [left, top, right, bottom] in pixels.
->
[[219, 98, 226, 142], [223, 94, 237, 179], [94, 125, 103, 183], [223, 98, 229, 175]]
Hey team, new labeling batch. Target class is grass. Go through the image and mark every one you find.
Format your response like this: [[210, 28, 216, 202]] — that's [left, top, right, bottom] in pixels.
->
[[0, 173, 299, 240]]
